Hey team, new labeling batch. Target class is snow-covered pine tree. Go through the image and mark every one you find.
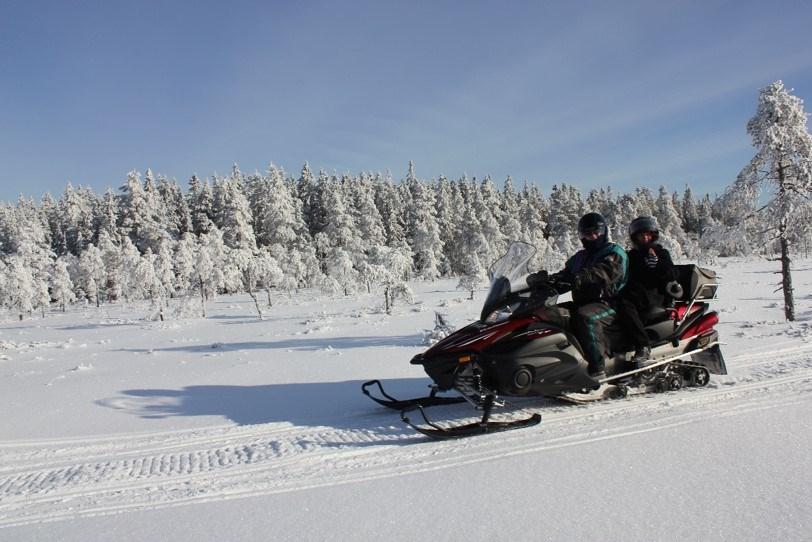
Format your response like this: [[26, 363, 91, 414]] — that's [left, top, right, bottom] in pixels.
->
[[134, 248, 167, 320], [96, 188, 119, 245], [50, 256, 76, 311], [500, 176, 523, 247], [154, 238, 176, 299], [157, 177, 192, 238], [188, 175, 214, 235], [296, 162, 322, 238], [59, 183, 95, 255], [5, 255, 35, 320], [78, 243, 106, 306], [255, 248, 284, 307], [118, 237, 143, 303], [613, 193, 640, 249], [408, 181, 444, 280], [374, 172, 410, 254], [194, 227, 228, 316], [214, 166, 257, 252], [433, 175, 457, 275], [368, 246, 413, 314], [324, 247, 358, 296], [655, 185, 691, 258], [119, 170, 163, 253], [681, 185, 700, 237], [98, 232, 123, 302], [457, 251, 487, 300], [349, 172, 386, 260], [734, 80, 812, 321], [172, 233, 197, 296], [517, 182, 552, 271], [546, 184, 582, 256], [475, 176, 507, 263], [319, 174, 361, 266], [454, 201, 491, 299], [257, 164, 301, 249]]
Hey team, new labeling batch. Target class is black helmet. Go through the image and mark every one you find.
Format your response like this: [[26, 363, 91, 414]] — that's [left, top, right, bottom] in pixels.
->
[[629, 216, 660, 247], [577, 212, 608, 251], [578, 212, 608, 239]]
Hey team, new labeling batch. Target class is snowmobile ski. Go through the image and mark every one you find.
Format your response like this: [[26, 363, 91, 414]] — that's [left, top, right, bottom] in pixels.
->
[[361, 379, 465, 410], [400, 395, 541, 440]]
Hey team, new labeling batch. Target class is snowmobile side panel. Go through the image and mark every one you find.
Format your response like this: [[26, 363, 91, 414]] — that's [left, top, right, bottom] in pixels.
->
[[679, 311, 719, 341]]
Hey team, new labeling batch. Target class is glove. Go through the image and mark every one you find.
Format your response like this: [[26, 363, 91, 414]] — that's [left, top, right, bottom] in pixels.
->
[[526, 270, 549, 289], [645, 248, 658, 269], [665, 280, 684, 299]]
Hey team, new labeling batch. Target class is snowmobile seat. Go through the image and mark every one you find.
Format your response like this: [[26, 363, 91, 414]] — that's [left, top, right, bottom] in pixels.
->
[[674, 264, 719, 302], [641, 306, 671, 325]]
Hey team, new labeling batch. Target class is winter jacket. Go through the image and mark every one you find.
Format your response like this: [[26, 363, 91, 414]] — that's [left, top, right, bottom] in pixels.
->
[[622, 244, 678, 307], [553, 242, 628, 305]]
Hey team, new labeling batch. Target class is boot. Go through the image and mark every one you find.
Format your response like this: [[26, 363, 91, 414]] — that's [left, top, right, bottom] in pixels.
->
[[631, 346, 652, 369], [588, 365, 607, 382]]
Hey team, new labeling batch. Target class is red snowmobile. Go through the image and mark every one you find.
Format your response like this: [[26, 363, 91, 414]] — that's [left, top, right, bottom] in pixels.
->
[[362, 242, 726, 439]]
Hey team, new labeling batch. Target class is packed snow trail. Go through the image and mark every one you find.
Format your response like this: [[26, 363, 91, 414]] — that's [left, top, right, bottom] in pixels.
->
[[1, 343, 811, 528]]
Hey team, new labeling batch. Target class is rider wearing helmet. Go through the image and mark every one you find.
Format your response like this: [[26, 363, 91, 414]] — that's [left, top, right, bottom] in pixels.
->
[[617, 216, 679, 367], [528, 212, 628, 380]]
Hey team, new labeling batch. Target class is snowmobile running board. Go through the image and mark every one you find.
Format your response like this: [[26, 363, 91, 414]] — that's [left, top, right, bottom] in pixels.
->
[[361, 379, 466, 410], [597, 341, 723, 384], [400, 395, 542, 440], [560, 341, 724, 404]]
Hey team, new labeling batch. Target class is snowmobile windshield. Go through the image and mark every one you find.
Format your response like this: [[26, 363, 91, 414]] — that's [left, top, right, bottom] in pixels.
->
[[481, 242, 536, 321]]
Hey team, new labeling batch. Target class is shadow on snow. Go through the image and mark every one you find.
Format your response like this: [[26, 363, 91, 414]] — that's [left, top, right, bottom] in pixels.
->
[[118, 335, 423, 354], [96, 377, 460, 441]]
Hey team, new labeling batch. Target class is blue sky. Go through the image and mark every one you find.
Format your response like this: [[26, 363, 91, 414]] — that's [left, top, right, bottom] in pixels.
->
[[1, 0, 811, 203]]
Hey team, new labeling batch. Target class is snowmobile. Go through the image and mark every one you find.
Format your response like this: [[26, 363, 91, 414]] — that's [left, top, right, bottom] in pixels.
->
[[362, 242, 727, 439]]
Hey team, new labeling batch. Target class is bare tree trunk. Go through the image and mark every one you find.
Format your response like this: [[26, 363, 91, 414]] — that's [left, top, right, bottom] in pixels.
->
[[780, 235, 795, 321], [244, 269, 263, 320], [248, 289, 263, 320], [199, 278, 207, 318], [384, 287, 391, 314], [777, 163, 795, 321]]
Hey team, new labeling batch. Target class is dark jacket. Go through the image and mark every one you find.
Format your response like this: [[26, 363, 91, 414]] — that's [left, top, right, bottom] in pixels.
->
[[553, 242, 628, 305], [622, 244, 678, 307]]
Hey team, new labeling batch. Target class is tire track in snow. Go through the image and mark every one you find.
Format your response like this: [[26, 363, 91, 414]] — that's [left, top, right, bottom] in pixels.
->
[[1, 354, 811, 528]]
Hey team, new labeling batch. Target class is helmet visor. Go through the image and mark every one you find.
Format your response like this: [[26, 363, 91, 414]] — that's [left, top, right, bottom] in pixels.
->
[[579, 225, 603, 239]]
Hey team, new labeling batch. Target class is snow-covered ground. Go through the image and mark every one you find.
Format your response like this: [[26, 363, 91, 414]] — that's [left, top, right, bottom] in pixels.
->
[[1, 258, 811, 541]]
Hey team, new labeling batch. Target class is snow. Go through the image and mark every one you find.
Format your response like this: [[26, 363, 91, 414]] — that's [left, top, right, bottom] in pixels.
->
[[1, 258, 811, 541]]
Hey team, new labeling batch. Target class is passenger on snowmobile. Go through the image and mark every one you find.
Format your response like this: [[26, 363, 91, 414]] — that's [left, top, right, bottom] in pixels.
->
[[527, 212, 628, 379], [617, 216, 680, 368]]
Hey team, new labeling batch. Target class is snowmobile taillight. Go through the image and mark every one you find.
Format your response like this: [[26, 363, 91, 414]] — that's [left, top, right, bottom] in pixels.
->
[[458, 354, 474, 364], [696, 330, 715, 348]]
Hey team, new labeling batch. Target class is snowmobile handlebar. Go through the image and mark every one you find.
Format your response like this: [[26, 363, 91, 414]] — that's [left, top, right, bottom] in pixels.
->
[[527, 271, 570, 295]]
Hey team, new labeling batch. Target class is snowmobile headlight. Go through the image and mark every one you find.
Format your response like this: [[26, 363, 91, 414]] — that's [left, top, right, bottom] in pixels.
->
[[484, 308, 512, 324]]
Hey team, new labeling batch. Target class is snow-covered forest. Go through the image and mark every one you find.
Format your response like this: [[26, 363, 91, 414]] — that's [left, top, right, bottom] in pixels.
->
[[0, 159, 805, 322], [2, 80, 811, 322]]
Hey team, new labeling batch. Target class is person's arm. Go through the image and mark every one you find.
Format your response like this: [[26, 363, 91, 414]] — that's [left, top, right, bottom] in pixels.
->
[[655, 247, 678, 283], [574, 251, 627, 293]]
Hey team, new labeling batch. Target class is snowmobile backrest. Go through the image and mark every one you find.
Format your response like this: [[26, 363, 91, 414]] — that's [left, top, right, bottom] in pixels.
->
[[675, 264, 719, 302]]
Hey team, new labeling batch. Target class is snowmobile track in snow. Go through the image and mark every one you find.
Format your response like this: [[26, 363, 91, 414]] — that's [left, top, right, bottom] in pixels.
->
[[1, 346, 811, 528]]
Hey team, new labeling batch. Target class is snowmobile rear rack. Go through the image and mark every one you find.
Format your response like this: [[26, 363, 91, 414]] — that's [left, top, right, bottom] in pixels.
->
[[361, 379, 465, 410], [400, 395, 542, 440]]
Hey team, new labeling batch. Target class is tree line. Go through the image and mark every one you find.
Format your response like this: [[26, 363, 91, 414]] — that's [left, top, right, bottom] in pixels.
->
[[1, 81, 810, 321]]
